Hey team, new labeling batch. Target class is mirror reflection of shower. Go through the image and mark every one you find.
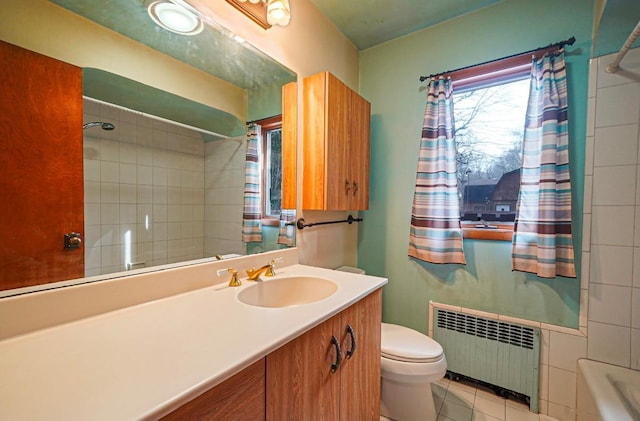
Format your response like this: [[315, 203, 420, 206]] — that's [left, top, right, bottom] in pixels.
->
[[83, 121, 115, 130]]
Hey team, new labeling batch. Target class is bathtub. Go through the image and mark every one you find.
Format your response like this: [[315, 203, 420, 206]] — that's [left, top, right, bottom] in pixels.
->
[[577, 359, 640, 421]]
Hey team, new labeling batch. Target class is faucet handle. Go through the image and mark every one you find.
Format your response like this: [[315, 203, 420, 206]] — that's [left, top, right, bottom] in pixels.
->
[[266, 260, 276, 277], [217, 267, 241, 287]]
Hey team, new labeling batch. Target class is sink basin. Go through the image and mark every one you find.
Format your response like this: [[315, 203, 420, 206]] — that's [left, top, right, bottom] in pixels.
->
[[237, 276, 337, 308]]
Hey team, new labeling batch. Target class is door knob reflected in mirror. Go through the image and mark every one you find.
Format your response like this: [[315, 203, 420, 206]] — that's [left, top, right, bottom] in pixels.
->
[[64, 232, 82, 249]]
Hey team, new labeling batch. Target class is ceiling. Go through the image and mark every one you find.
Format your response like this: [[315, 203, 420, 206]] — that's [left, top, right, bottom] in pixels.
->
[[310, 0, 504, 50]]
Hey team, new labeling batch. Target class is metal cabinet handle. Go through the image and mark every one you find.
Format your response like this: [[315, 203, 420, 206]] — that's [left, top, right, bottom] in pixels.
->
[[345, 179, 351, 194], [330, 335, 342, 373], [345, 324, 357, 359], [353, 181, 359, 196]]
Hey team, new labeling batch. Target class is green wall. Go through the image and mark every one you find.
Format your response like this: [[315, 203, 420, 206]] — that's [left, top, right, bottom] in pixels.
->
[[358, 0, 593, 333]]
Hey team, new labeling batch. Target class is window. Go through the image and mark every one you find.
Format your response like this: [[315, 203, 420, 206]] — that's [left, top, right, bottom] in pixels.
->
[[451, 58, 531, 240], [255, 116, 282, 225]]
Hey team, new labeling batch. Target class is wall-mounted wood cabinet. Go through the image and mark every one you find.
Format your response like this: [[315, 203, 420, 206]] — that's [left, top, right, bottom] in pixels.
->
[[266, 289, 381, 420], [303, 72, 371, 210], [281, 81, 297, 210]]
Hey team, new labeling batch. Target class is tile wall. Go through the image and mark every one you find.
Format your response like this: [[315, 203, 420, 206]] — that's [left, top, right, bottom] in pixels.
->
[[83, 99, 244, 276], [204, 137, 245, 257], [539, 46, 640, 421], [584, 46, 640, 371]]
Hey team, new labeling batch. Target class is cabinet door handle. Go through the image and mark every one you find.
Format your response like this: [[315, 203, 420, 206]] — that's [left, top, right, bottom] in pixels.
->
[[345, 324, 357, 359], [345, 180, 351, 194], [330, 335, 342, 373], [353, 181, 359, 196]]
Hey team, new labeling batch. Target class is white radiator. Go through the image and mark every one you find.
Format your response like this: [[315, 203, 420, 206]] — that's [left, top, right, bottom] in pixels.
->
[[433, 308, 540, 413]]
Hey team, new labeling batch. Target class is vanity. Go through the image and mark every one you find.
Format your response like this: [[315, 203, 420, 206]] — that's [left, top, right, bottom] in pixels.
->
[[0, 249, 386, 420]]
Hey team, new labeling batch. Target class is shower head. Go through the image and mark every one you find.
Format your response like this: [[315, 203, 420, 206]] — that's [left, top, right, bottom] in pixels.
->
[[83, 122, 115, 131]]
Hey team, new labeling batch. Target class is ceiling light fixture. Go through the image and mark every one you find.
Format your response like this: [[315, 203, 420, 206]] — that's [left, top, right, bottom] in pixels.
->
[[226, 0, 290, 29], [146, 0, 204, 36]]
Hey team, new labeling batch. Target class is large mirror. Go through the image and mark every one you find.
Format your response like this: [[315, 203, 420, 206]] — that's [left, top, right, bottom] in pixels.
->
[[0, 0, 296, 295]]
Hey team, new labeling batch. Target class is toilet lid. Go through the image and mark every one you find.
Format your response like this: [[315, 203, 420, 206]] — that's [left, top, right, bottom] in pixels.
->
[[381, 323, 444, 363]]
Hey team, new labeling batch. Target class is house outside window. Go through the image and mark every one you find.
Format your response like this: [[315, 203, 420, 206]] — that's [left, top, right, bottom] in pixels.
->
[[451, 60, 530, 238]]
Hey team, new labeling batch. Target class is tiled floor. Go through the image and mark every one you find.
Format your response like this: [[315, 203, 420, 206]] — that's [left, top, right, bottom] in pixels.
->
[[381, 377, 559, 421]]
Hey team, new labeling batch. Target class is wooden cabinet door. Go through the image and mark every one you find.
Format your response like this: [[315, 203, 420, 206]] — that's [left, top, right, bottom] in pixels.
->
[[266, 314, 341, 420], [0, 41, 84, 291], [325, 73, 351, 210], [339, 289, 382, 420], [303, 71, 370, 211], [348, 90, 371, 210], [302, 72, 327, 210], [161, 359, 265, 421], [282, 81, 297, 210]]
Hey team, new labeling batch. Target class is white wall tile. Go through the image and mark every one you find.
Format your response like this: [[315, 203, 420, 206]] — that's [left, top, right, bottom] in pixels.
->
[[548, 367, 576, 409], [634, 248, 640, 289], [595, 83, 640, 128], [589, 283, 632, 326], [579, 289, 588, 329], [632, 288, 640, 329], [547, 402, 576, 421], [591, 206, 634, 246], [594, 124, 639, 167], [583, 175, 593, 212], [100, 161, 120, 183], [632, 329, 640, 370], [581, 213, 591, 252], [84, 181, 101, 203], [588, 58, 598, 98], [84, 159, 101, 182], [589, 245, 633, 286], [587, 321, 631, 366], [100, 182, 119, 204], [592, 165, 636, 206], [549, 332, 587, 372], [119, 163, 137, 184], [585, 135, 595, 177]]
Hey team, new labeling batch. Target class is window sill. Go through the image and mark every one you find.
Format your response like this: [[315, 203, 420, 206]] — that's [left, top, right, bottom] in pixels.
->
[[261, 218, 280, 227], [462, 223, 513, 241]]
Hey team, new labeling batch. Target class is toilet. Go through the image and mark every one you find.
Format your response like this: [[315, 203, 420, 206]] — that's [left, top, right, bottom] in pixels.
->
[[380, 323, 447, 420], [335, 267, 447, 421]]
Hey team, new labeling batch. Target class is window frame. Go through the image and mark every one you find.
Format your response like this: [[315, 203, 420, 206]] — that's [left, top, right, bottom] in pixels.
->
[[254, 115, 283, 227], [450, 54, 537, 241]]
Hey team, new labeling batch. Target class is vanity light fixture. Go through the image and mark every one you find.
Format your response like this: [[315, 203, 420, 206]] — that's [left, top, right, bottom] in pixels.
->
[[226, 0, 290, 29], [266, 0, 290, 26], [146, 0, 204, 36]]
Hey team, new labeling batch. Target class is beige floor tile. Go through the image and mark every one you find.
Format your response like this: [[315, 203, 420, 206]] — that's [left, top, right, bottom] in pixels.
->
[[472, 411, 503, 421], [505, 405, 539, 421], [445, 387, 476, 407], [473, 396, 505, 420], [439, 400, 473, 421]]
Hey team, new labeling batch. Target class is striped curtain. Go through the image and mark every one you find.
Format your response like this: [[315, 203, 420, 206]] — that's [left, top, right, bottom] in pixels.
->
[[512, 51, 576, 278], [242, 125, 262, 243], [277, 209, 296, 246], [408, 78, 466, 264]]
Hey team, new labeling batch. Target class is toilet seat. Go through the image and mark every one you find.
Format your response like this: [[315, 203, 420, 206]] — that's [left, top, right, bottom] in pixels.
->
[[381, 323, 443, 363]]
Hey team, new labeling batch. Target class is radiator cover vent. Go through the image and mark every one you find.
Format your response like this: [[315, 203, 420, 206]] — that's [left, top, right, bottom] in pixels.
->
[[436, 309, 535, 349]]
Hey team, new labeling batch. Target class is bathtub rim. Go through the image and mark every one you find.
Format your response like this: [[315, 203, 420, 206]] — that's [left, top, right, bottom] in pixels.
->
[[577, 358, 639, 421]]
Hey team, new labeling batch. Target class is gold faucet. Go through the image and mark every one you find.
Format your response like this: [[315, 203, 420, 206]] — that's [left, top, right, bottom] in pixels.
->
[[246, 259, 277, 281]]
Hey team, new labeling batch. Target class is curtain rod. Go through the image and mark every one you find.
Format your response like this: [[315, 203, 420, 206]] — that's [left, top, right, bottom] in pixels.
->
[[419, 36, 576, 82]]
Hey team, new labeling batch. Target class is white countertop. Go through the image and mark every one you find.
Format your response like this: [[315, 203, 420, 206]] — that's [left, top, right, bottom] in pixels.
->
[[0, 263, 386, 420]]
